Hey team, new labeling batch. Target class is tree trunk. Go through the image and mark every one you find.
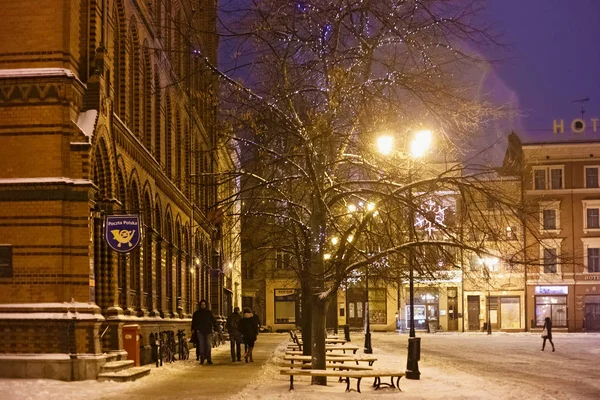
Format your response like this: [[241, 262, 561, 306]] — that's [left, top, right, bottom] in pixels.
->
[[301, 283, 312, 356], [311, 294, 329, 385]]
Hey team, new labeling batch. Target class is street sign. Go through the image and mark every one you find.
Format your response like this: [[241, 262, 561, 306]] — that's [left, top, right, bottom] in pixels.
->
[[105, 215, 141, 253]]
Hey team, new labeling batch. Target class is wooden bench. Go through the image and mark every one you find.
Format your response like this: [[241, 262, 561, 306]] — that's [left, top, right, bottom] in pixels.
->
[[287, 344, 360, 354], [280, 368, 404, 392], [284, 354, 377, 366], [279, 362, 373, 371]]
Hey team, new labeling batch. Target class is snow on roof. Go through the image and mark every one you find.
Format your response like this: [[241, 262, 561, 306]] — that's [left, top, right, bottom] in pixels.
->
[[74, 109, 98, 138], [0, 177, 93, 185]]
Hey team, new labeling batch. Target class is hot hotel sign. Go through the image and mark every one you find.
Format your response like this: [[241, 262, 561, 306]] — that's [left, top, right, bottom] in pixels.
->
[[553, 118, 600, 134]]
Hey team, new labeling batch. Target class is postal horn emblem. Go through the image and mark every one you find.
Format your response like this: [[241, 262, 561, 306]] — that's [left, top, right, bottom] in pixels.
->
[[110, 229, 136, 248]]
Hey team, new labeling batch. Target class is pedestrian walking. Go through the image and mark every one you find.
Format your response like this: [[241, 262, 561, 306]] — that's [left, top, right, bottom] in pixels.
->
[[192, 299, 218, 364], [226, 307, 243, 362], [541, 316, 555, 352], [240, 307, 260, 363]]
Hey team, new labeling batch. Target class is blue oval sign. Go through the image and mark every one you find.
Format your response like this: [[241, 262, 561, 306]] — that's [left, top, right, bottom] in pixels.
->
[[105, 215, 141, 253]]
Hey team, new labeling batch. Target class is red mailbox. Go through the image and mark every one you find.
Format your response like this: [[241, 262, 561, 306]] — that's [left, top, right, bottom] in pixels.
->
[[123, 324, 140, 366]]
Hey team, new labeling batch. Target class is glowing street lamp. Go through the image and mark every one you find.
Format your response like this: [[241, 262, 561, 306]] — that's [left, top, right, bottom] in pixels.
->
[[377, 129, 432, 380]]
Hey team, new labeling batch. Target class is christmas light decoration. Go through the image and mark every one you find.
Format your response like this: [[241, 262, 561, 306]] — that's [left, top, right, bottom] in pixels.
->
[[414, 199, 447, 236]]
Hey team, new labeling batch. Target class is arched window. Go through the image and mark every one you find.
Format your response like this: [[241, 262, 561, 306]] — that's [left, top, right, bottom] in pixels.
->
[[153, 71, 161, 163], [175, 110, 182, 187], [113, 1, 127, 118], [128, 19, 140, 130], [165, 93, 172, 177]]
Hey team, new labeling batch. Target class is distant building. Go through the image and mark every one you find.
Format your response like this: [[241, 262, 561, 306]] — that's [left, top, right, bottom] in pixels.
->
[[0, 0, 240, 380]]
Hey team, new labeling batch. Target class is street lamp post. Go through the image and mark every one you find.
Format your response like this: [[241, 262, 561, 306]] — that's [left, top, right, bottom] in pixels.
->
[[363, 203, 375, 354], [406, 158, 420, 380], [364, 263, 372, 353], [378, 129, 431, 381]]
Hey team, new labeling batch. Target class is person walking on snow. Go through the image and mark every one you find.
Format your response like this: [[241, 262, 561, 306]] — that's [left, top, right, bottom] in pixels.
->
[[541, 316, 555, 352], [226, 307, 243, 362], [192, 299, 217, 364], [240, 307, 260, 362]]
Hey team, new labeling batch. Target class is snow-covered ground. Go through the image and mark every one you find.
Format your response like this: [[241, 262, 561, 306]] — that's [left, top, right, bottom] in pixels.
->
[[2, 332, 599, 399]]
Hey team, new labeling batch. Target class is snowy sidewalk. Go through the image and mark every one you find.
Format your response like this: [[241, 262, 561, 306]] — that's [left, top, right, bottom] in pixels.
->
[[2, 332, 600, 399]]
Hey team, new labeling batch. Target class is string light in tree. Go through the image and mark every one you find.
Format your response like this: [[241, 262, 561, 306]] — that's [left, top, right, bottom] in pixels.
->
[[414, 199, 447, 236]]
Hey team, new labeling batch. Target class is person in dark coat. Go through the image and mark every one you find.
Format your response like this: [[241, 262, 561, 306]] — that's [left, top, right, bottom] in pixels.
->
[[240, 307, 260, 362], [541, 316, 555, 352], [226, 307, 243, 362], [191, 299, 217, 364]]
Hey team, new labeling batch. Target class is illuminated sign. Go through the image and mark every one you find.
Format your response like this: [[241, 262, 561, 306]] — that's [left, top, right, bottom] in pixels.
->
[[553, 118, 599, 134], [534, 286, 568, 295]]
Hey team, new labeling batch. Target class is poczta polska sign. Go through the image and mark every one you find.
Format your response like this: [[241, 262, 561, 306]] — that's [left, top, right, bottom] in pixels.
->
[[105, 215, 141, 253]]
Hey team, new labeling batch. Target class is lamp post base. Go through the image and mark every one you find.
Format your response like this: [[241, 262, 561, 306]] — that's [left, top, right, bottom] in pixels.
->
[[406, 336, 421, 380]]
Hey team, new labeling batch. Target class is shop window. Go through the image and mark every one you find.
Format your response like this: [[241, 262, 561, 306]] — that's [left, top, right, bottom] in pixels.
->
[[499, 297, 521, 329], [274, 289, 296, 323], [535, 295, 567, 327], [369, 289, 387, 324]]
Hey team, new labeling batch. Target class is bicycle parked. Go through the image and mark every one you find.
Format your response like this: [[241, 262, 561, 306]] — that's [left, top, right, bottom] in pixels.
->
[[176, 329, 190, 360], [160, 330, 176, 363]]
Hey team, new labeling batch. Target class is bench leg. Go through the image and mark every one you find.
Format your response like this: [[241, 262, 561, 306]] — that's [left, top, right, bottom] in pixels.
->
[[356, 377, 362, 393], [396, 376, 402, 391], [289, 375, 294, 391]]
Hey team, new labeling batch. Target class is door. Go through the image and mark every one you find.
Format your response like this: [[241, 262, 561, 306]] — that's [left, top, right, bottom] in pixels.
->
[[447, 297, 459, 331], [346, 288, 365, 328], [467, 295, 480, 331], [585, 303, 600, 331]]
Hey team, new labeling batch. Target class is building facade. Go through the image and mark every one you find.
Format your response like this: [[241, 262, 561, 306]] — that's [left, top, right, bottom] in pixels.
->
[[0, 0, 241, 380], [522, 141, 600, 332]]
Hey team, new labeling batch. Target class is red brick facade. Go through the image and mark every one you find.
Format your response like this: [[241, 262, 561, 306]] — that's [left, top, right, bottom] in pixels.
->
[[0, 0, 238, 380]]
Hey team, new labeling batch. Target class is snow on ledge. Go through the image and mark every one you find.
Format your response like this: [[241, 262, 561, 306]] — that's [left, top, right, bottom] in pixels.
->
[[0, 177, 93, 185], [0, 353, 71, 361], [75, 109, 98, 138], [0, 68, 84, 86]]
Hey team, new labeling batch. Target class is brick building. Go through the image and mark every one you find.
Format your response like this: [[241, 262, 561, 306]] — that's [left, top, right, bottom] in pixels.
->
[[0, 0, 241, 380]]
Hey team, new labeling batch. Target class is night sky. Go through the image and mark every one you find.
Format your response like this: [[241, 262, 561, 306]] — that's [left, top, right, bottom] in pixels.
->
[[482, 0, 600, 143]]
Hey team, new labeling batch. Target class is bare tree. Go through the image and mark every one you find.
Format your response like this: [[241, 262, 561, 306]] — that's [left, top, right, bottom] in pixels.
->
[[191, 0, 553, 384]]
